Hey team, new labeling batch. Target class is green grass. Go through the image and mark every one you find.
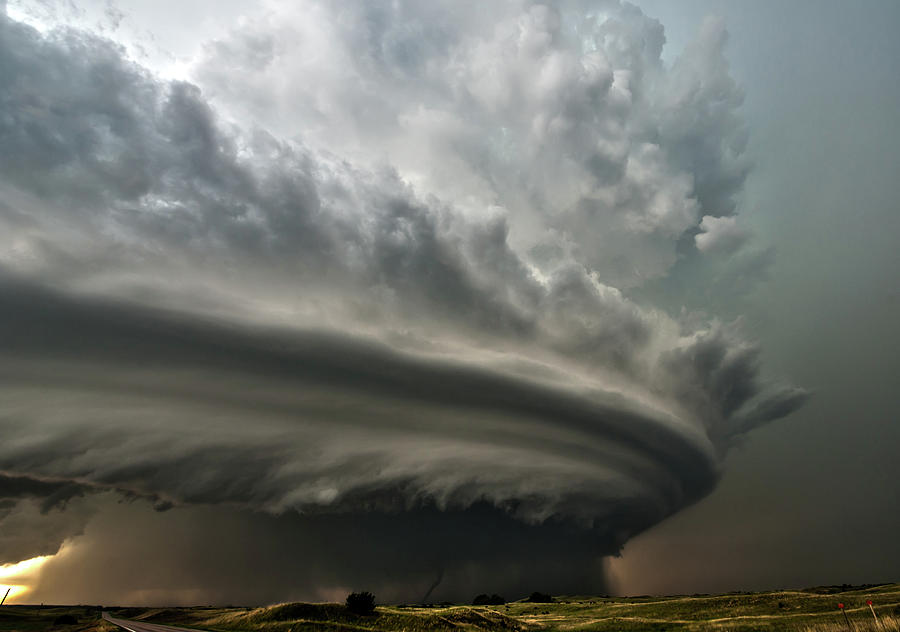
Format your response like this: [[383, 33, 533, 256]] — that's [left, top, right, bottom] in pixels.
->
[[2, 583, 897, 632]]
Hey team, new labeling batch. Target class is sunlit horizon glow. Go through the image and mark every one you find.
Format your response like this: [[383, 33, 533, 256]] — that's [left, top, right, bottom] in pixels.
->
[[0, 555, 53, 604]]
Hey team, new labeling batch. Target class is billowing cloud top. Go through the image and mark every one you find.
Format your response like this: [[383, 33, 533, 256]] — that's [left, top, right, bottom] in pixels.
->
[[0, 0, 806, 604]]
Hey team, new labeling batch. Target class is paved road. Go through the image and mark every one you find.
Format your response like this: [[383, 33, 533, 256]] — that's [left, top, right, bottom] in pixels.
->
[[102, 611, 210, 632]]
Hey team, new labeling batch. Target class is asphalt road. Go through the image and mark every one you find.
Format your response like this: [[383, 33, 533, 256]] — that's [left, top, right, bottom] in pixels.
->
[[102, 611, 209, 632]]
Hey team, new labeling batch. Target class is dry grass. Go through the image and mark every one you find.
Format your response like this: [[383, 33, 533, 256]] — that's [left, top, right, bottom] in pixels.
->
[[6, 582, 895, 632], [797, 614, 900, 632]]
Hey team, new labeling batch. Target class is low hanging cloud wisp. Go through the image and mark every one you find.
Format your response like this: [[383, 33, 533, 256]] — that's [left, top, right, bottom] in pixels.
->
[[0, 0, 807, 604]]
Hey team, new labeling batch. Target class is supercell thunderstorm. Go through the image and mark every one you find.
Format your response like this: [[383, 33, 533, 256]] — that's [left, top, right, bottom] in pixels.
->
[[0, 0, 806, 603]]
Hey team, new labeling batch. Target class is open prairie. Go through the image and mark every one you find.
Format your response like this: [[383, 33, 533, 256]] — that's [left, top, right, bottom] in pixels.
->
[[2, 583, 898, 632]]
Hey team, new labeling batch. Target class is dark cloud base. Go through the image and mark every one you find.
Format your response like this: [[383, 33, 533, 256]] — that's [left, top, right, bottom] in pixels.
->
[[30, 499, 617, 605]]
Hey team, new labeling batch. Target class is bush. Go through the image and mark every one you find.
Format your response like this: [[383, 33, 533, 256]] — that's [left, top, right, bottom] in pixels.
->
[[472, 594, 505, 606], [526, 592, 554, 603], [346, 591, 376, 615], [53, 615, 78, 625]]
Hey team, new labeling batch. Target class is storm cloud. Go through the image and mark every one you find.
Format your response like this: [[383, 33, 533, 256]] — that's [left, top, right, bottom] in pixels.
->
[[0, 0, 806, 603]]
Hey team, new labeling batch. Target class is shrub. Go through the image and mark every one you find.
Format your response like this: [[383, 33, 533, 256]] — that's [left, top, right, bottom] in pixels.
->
[[53, 615, 78, 625], [472, 594, 505, 606], [526, 592, 554, 603], [346, 591, 376, 615]]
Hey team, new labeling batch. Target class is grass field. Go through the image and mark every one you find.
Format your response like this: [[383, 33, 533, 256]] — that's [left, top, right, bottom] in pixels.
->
[[1, 583, 897, 632]]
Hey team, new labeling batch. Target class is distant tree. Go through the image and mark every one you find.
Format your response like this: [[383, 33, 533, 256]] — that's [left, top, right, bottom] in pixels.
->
[[346, 591, 376, 615], [472, 594, 505, 606], [526, 592, 554, 603]]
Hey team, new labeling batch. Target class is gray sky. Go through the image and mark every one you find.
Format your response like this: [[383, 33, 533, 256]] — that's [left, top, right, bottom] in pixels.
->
[[0, 0, 896, 603], [610, 0, 900, 594]]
